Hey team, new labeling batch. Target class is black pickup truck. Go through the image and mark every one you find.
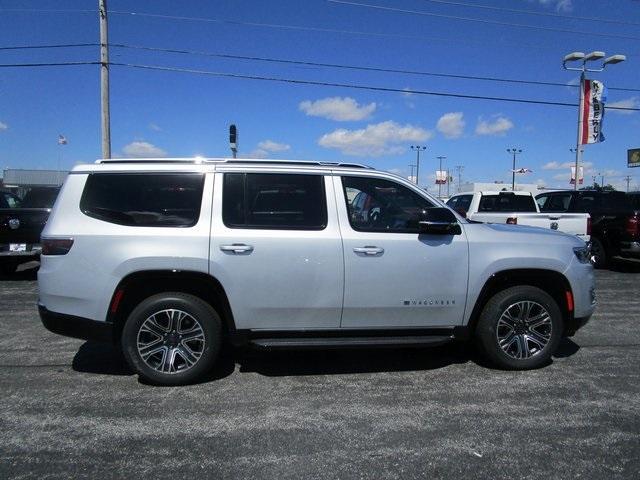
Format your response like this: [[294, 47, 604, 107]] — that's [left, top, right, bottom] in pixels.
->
[[535, 189, 639, 268], [0, 186, 60, 274]]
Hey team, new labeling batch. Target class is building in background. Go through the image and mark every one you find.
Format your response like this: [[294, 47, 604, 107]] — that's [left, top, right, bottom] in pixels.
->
[[1, 169, 68, 188]]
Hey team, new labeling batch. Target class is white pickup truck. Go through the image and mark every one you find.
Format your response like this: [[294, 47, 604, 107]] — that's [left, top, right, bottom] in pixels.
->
[[446, 191, 590, 242]]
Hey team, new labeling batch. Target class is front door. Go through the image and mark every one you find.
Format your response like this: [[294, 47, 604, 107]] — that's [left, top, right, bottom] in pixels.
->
[[335, 175, 469, 328]]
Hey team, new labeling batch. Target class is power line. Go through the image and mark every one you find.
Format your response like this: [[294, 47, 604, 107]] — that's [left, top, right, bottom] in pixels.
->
[[2, 42, 638, 93], [0, 43, 97, 51], [110, 43, 640, 93], [419, 0, 640, 27], [0, 61, 99, 67], [106, 61, 640, 112], [328, 0, 640, 41]]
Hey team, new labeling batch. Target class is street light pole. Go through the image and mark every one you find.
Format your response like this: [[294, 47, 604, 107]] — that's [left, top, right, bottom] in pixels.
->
[[506, 148, 522, 191], [455, 165, 464, 193], [411, 146, 426, 188], [436, 155, 446, 198], [563, 50, 626, 191], [99, 0, 111, 159], [408, 164, 416, 184]]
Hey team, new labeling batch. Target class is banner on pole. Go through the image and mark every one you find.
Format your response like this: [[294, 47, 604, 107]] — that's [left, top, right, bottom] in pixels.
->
[[570, 166, 584, 185], [628, 149, 640, 168], [435, 170, 447, 184], [580, 80, 606, 145]]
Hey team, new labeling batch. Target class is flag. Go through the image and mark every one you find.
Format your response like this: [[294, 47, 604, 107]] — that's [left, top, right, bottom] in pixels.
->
[[580, 80, 606, 144], [570, 166, 584, 185], [512, 168, 533, 174], [58, 134, 68, 145], [435, 170, 447, 184]]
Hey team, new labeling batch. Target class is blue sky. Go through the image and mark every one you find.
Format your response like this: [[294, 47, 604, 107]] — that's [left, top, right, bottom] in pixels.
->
[[1, 0, 639, 190]]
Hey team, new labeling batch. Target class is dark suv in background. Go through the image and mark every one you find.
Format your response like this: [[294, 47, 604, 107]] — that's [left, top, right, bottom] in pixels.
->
[[0, 186, 61, 274], [536, 189, 639, 268]]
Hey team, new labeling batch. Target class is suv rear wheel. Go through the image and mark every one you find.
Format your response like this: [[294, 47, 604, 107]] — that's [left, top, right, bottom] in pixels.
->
[[121, 292, 222, 385], [475, 286, 563, 370]]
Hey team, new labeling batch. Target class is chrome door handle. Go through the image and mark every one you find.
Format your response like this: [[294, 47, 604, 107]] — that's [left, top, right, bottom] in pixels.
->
[[353, 246, 384, 255], [220, 243, 254, 254]]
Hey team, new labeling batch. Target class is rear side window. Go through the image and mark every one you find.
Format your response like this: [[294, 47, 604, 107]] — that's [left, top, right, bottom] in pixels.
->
[[540, 194, 572, 212], [80, 173, 205, 227], [21, 187, 60, 208], [478, 194, 537, 212], [223, 173, 327, 230]]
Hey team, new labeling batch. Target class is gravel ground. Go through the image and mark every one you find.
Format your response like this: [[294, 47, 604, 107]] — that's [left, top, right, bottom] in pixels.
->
[[0, 262, 638, 479]]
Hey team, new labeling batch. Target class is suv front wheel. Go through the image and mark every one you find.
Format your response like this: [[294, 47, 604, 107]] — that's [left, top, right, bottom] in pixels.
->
[[475, 286, 563, 370], [121, 292, 222, 385]]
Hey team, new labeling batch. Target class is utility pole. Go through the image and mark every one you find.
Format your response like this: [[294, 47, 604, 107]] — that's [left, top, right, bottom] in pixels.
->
[[408, 164, 416, 184], [436, 155, 446, 198], [411, 146, 426, 188], [506, 148, 522, 191], [625, 175, 632, 192], [99, 0, 111, 159], [455, 165, 464, 193]]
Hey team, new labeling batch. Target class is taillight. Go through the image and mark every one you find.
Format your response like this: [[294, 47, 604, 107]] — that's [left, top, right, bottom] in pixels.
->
[[41, 237, 74, 255], [587, 216, 592, 236], [625, 214, 640, 237], [506, 217, 518, 225]]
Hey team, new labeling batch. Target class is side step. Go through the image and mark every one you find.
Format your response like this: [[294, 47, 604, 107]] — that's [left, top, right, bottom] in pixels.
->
[[249, 335, 453, 350]]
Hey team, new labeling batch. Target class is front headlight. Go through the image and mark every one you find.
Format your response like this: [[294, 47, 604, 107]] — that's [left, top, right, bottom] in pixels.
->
[[573, 245, 592, 264]]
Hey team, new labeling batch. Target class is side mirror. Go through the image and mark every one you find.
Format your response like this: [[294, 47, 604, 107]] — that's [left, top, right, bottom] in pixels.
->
[[418, 207, 462, 235]]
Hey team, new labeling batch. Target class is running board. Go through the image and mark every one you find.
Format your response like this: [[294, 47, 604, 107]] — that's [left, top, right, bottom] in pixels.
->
[[249, 335, 453, 350]]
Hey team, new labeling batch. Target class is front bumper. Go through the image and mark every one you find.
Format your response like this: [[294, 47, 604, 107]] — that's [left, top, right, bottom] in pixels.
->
[[39, 304, 114, 343]]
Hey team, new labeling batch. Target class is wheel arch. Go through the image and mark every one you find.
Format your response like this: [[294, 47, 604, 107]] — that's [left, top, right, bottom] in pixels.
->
[[107, 270, 236, 343], [466, 269, 574, 336]]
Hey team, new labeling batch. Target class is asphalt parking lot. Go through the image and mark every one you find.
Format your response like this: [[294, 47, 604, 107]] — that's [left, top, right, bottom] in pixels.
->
[[0, 262, 639, 479]]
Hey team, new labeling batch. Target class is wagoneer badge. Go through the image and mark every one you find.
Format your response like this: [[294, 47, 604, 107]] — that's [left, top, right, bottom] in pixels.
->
[[550, 222, 559, 230]]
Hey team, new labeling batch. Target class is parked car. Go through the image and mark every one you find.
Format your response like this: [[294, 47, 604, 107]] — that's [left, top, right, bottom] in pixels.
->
[[535, 189, 639, 268], [627, 191, 640, 210], [0, 186, 61, 274], [39, 158, 595, 385], [446, 191, 590, 242]]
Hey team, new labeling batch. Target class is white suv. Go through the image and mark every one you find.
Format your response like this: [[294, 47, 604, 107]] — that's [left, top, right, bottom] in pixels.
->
[[38, 158, 596, 385]]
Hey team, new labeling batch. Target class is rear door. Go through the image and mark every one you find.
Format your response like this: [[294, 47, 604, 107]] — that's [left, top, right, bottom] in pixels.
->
[[209, 170, 343, 330], [336, 174, 468, 328]]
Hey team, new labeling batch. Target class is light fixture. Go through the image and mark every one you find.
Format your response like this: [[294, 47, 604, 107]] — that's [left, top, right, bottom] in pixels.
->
[[603, 54, 626, 66], [584, 51, 606, 62], [563, 52, 585, 63]]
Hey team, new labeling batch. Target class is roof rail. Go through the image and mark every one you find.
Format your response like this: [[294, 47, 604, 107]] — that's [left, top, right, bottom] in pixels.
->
[[95, 157, 374, 169]]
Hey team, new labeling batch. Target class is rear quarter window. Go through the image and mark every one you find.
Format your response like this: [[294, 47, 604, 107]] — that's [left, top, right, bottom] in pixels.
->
[[80, 173, 205, 227]]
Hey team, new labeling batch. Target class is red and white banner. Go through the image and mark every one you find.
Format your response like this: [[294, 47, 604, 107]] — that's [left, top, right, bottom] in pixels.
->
[[580, 79, 606, 145], [570, 166, 584, 185], [435, 170, 447, 185]]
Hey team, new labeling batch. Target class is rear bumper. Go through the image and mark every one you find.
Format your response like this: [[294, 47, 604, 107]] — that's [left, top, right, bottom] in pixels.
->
[[0, 243, 41, 257], [619, 241, 640, 257], [39, 304, 114, 343]]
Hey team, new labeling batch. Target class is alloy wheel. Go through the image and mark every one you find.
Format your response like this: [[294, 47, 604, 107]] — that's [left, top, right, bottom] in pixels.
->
[[496, 301, 552, 360]]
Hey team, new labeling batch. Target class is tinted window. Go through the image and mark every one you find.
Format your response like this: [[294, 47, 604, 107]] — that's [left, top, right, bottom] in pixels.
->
[[540, 194, 572, 212], [478, 194, 537, 212], [21, 187, 60, 208], [80, 174, 204, 227], [223, 173, 327, 230], [342, 176, 435, 233]]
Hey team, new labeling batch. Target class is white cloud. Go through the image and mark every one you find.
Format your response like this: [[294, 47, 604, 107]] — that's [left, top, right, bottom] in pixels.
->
[[536, 0, 573, 12], [608, 97, 639, 115], [149, 123, 162, 131], [475, 115, 514, 136], [122, 141, 167, 158], [248, 139, 292, 158], [543, 161, 593, 170], [299, 97, 376, 121], [257, 140, 290, 152], [318, 120, 432, 157], [436, 112, 465, 139], [0, 121, 7, 131]]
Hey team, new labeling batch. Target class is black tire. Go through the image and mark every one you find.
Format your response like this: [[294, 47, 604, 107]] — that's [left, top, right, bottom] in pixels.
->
[[0, 261, 18, 275], [475, 286, 563, 370], [590, 237, 608, 269], [121, 292, 222, 386]]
